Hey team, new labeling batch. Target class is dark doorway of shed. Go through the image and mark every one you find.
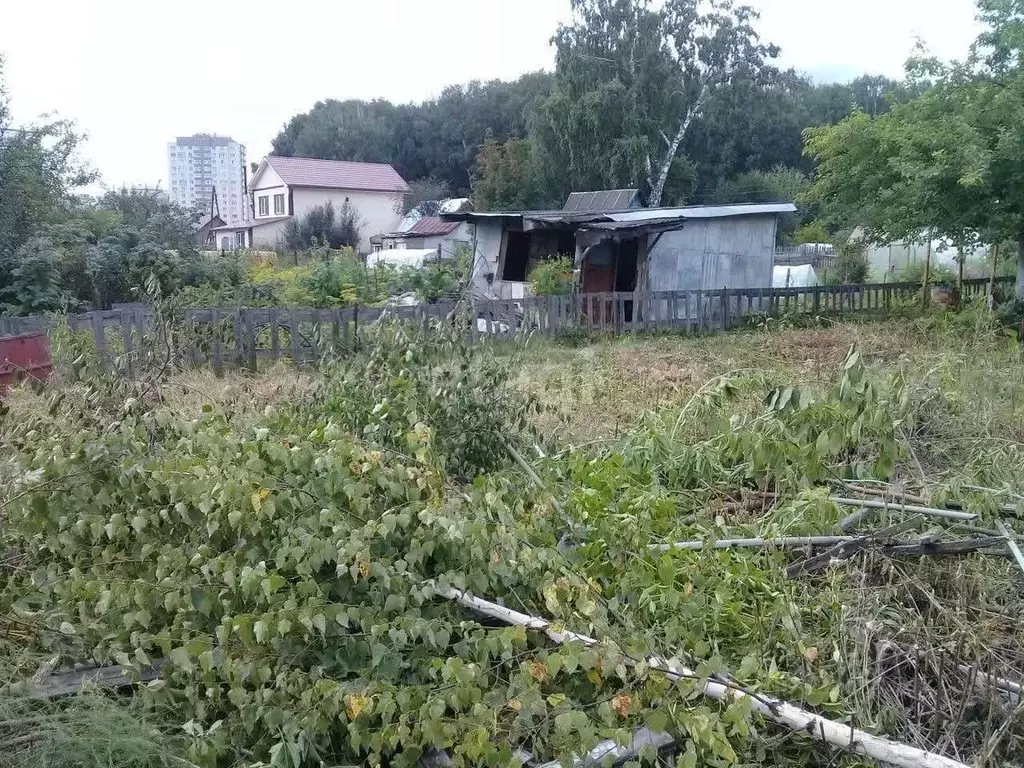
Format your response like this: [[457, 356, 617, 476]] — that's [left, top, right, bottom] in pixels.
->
[[501, 229, 577, 283], [502, 232, 530, 281], [582, 237, 641, 323]]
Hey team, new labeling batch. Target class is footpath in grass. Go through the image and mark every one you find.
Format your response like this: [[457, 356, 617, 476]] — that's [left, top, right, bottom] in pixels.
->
[[1, 311, 1023, 768]]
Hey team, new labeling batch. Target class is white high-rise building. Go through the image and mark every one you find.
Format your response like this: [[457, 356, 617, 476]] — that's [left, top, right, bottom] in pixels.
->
[[167, 134, 247, 224]]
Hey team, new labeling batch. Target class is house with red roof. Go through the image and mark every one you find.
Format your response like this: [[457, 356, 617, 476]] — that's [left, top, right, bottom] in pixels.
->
[[211, 156, 410, 253], [379, 216, 474, 255]]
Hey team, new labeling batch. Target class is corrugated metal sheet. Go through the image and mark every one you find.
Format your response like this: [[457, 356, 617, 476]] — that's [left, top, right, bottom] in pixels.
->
[[406, 217, 461, 236], [611, 203, 795, 222], [563, 189, 639, 212]]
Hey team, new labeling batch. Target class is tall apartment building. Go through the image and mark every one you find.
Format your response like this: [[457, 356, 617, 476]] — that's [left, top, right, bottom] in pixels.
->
[[167, 134, 247, 224]]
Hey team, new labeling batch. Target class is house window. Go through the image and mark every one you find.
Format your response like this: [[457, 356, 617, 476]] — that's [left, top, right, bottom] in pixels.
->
[[258, 196, 269, 216], [273, 193, 285, 215], [235, 231, 245, 247]]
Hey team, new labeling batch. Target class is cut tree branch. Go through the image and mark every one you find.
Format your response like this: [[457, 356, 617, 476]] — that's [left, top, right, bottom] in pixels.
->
[[429, 582, 970, 768]]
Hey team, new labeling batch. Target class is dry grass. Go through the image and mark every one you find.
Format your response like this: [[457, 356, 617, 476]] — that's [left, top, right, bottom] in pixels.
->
[[516, 319, 963, 443], [2, 363, 320, 426]]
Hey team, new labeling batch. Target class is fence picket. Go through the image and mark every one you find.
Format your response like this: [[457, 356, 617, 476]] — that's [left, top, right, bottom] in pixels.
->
[[210, 308, 223, 377]]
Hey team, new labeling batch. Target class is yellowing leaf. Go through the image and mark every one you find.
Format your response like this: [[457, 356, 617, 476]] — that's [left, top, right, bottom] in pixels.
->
[[357, 560, 371, 580], [611, 693, 632, 718], [803, 646, 819, 662], [586, 669, 603, 686], [250, 492, 262, 513], [527, 660, 548, 682], [345, 693, 370, 720], [506, 698, 522, 712]]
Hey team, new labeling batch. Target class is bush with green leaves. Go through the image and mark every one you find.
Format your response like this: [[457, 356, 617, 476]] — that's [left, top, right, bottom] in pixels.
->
[[528, 256, 575, 296], [897, 259, 958, 287]]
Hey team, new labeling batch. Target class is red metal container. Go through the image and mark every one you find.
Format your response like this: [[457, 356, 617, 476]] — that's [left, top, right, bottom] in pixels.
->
[[0, 332, 53, 393]]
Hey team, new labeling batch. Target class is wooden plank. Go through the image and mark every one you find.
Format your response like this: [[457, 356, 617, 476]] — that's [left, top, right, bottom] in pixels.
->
[[684, 291, 691, 334], [310, 308, 321, 363], [244, 310, 257, 371], [210, 308, 224, 377], [91, 310, 106, 366], [268, 308, 280, 361], [15, 661, 165, 700], [288, 307, 301, 362], [120, 309, 134, 375], [330, 309, 340, 357]]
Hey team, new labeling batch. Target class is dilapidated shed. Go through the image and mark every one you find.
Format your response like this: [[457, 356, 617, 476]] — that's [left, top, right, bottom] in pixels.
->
[[442, 195, 796, 300]]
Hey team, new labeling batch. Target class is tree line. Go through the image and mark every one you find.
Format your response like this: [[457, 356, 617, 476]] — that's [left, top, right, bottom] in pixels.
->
[[271, 0, 912, 213]]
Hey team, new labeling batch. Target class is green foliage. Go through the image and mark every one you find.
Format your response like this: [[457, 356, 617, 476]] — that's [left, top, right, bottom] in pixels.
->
[[0, 58, 95, 266], [285, 201, 363, 251], [272, 74, 554, 195], [805, 7, 1024, 296], [528, 256, 575, 296], [713, 165, 810, 243], [4, 324, 1023, 766], [832, 239, 870, 284], [897, 260, 958, 287], [472, 137, 546, 211], [402, 177, 453, 216], [0, 238, 65, 315], [794, 220, 831, 245], [539, 0, 780, 206]]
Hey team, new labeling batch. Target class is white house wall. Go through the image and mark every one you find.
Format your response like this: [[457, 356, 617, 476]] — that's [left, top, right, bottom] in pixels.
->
[[250, 219, 290, 250], [291, 188, 404, 253], [251, 164, 288, 220]]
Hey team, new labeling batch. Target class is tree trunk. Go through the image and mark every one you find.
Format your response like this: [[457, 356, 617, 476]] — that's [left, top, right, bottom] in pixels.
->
[[648, 86, 707, 207], [957, 246, 964, 293], [922, 237, 932, 309], [647, 118, 690, 208]]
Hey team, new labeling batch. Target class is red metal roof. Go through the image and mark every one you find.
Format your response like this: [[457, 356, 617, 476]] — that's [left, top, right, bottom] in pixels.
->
[[265, 156, 410, 193], [406, 216, 461, 236]]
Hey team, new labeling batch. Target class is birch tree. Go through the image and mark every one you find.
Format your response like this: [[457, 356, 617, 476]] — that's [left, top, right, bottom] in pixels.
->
[[538, 0, 778, 206]]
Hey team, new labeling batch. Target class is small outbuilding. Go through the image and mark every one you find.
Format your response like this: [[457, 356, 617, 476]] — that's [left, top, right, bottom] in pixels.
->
[[442, 193, 796, 301]]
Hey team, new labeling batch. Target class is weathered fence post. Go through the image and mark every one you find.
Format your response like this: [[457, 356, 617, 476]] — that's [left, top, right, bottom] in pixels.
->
[[211, 308, 224, 378], [721, 286, 729, 330], [244, 310, 257, 372]]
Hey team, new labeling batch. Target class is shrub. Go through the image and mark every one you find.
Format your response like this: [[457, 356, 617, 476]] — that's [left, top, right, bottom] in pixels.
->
[[830, 240, 869, 284], [285, 202, 365, 251], [898, 260, 957, 286], [528, 256, 575, 296]]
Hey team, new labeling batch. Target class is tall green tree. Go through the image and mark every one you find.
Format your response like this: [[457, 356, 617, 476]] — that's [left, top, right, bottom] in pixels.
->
[[536, 0, 779, 206], [805, 1, 1024, 296], [472, 137, 546, 211], [0, 57, 94, 261]]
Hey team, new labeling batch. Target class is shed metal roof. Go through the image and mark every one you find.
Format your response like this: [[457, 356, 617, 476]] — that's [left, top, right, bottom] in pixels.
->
[[443, 202, 795, 225]]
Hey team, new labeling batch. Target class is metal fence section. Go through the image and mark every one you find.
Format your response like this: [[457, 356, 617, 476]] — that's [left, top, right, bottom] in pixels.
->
[[0, 277, 1013, 372]]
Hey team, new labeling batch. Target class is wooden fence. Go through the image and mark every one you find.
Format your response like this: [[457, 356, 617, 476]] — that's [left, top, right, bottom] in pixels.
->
[[0, 277, 1012, 373]]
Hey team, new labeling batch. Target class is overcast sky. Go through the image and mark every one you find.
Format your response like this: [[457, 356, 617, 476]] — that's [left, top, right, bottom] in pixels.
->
[[1, 0, 982, 191]]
